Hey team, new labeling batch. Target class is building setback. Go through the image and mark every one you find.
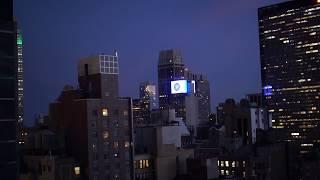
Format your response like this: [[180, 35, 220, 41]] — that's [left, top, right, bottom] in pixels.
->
[[259, 0, 320, 151], [49, 53, 134, 180], [0, 0, 18, 179]]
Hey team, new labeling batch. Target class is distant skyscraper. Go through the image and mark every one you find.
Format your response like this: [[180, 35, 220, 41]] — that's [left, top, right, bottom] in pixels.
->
[[194, 74, 211, 123], [132, 98, 151, 126], [17, 30, 23, 124], [259, 0, 320, 150], [132, 81, 157, 126], [158, 49, 186, 119], [49, 52, 134, 180], [0, 0, 18, 178], [139, 81, 157, 110], [17, 30, 24, 147], [157, 49, 212, 132]]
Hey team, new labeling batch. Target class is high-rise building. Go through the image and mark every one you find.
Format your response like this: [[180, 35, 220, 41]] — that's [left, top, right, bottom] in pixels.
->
[[49, 52, 134, 180], [157, 49, 212, 134], [158, 49, 186, 119], [133, 81, 157, 126], [132, 98, 151, 126], [194, 74, 211, 123], [0, 0, 18, 178], [259, 0, 320, 150], [17, 30, 23, 124], [139, 81, 157, 110], [17, 30, 24, 146]]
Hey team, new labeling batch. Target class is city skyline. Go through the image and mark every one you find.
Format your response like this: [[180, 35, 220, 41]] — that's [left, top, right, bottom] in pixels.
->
[[15, 0, 286, 125]]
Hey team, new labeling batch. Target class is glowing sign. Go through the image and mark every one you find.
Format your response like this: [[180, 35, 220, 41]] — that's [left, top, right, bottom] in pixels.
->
[[263, 85, 272, 96], [171, 80, 188, 94]]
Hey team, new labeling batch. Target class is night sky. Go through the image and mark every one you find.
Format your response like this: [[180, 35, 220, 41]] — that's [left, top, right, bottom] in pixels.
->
[[15, 0, 285, 125]]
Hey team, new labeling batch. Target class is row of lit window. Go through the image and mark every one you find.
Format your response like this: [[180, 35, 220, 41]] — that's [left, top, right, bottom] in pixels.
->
[[134, 159, 150, 169], [220, 170, 246, 178], [218, 160, 246, 168], [102, 108, 129, 117]]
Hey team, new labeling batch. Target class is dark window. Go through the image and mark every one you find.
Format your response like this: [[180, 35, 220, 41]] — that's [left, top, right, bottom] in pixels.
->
[[0, 57, 15, 77], [0, 121, 16, 141], [0, 100, 15, 118], [85, 64, 88, 76], [0, 141, 16, 162], [0, 79, 15, 98], [0, 33, 14, 56]]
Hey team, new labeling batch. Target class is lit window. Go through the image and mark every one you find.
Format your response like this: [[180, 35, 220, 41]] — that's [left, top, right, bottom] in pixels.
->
[[124, 141, 130, 148], [220, 161, 224, 167], [74, 167, 80, 175], [225, 161, 229, 167], [243, 161, 246, 167], [139, 160, 143, 168], [221, 170, 225, 175], [232, 161, 235, 167], [291, 132, 299, 136], [102, 108, 108, 116], [226, 170, 229, 176], [123, 110, 128, 116], [103, 131, 109, 139], [146, 160, 149, 168], [243, 171, 246, 178]]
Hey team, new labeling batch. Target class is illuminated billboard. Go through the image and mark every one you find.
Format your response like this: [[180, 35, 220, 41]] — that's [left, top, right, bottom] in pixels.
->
[[171, 80, 188, 94]]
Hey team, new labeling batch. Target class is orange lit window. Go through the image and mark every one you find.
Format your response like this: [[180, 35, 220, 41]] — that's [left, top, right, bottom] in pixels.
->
[[103, 131, 109, 139], [102, 108, 108, 116]]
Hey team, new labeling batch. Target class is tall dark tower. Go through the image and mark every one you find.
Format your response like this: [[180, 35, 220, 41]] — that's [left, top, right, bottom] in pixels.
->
[[0, 0, 18, 179], [158, 49, 186, 118], [194, 74, 211, 123], [259, 0, 320, 152]]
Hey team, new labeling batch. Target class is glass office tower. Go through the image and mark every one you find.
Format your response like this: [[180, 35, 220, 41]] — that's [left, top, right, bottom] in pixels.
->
[[259, 0, 320, 151]]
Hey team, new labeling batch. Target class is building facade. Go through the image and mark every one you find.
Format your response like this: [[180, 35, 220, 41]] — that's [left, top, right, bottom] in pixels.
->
[[0, 0, 18, 179], [139, 81, 157, 110], [17, 29, 24, 146], [49, 53, 134, 180], [158, 49, 186, 119], [259, 0, 320, 150], [194, 74, 211, 123]]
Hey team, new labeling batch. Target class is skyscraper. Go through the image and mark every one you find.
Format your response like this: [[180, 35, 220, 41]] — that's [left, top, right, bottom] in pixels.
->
[[0, 0, 18, 178], [259, 0, 320, 150], [139, 81, 157, 110], [194, 74, 211, 123], [17, 30, 23, 124], [132, 81, 157, 126], [17, 30, 24, 146], [158, 49, 186, 118], [49, 52, 134, 180]]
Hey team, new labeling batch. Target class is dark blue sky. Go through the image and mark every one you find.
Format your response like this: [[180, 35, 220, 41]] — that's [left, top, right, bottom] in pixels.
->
[[15, 0, 285, 125]]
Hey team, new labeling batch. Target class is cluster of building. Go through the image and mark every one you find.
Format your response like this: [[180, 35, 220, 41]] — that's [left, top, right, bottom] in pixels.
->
[[1, 0, 320, 179]]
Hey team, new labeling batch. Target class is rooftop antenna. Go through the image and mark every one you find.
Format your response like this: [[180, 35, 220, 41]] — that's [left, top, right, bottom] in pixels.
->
[[114, 49, 118, 57]]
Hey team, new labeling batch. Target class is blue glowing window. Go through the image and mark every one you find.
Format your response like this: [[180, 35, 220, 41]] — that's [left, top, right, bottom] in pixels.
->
[[263, 85, 272, 96]]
